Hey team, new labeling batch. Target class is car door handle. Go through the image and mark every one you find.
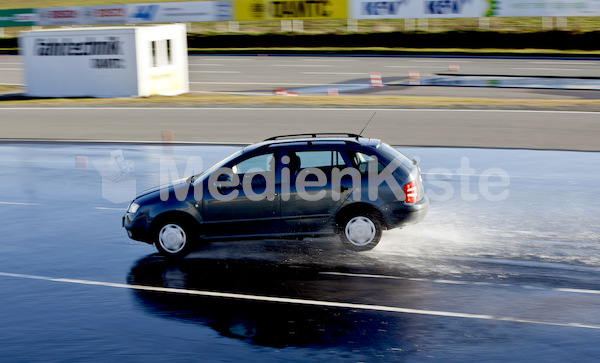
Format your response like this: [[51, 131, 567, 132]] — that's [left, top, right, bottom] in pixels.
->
[[214, 183, 236, 192]]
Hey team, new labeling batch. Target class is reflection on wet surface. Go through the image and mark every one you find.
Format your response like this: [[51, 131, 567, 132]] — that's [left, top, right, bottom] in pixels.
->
[[128, 254, 417, 353], [394, 75, 600, 91]]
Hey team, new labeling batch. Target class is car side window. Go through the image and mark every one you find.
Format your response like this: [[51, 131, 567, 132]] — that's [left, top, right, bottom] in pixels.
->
[[297, 150, 346, 168], [232, 153, 275, 175], [348, 151, 386, 175], [294, 150, 347, 176]]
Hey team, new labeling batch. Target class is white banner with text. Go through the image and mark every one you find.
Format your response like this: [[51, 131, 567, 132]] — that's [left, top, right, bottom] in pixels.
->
[[36, 1, 231, 26]]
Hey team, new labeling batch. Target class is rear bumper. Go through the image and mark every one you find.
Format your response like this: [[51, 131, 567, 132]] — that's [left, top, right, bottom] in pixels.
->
[[384, 194, 429, 229]]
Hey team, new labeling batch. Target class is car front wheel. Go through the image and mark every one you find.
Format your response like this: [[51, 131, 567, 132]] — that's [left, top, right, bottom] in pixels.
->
[[155, 220, 196, 258], [338, 213, 382, 251]]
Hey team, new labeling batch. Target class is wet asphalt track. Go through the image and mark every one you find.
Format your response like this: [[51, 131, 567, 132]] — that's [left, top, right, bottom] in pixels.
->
[[1, 142, 599, 361]]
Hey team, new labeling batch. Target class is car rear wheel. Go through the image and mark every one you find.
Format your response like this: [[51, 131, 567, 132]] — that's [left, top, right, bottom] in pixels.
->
[[155, 220, 196, 258], [338, 213, 382, 251]]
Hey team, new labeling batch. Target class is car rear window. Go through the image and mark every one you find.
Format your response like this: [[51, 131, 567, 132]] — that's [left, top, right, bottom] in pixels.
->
[[377, 143, 415, 170], [346, 150, 386, 175]]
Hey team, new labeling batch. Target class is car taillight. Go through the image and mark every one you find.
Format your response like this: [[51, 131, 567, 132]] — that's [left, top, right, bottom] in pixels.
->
[[404, 181, 418, 203]]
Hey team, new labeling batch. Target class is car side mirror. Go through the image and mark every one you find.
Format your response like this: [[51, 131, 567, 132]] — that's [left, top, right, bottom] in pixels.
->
[[252, 174, 267, 187], [217, 173, 232, 182]]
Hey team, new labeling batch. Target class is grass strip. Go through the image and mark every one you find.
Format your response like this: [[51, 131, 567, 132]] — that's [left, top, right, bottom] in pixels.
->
[[1, 92, 599, 111], [0, 85, 19, 92], [187, 47, 600, 57], [3, 46, 596, 57]]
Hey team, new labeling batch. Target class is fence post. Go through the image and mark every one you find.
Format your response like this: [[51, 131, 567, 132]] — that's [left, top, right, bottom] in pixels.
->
[[347, 19, 358, 33], [556, 17, 567, 29], [228, 21, 240, 32], [479, 17, 490, 30], [281, 20, 292, 32], [542, 17, 554, 30], [292, 19, 303, 32]]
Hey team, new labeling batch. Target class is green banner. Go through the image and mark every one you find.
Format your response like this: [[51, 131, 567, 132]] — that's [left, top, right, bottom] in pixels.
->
[[0, 8, 36, 27]]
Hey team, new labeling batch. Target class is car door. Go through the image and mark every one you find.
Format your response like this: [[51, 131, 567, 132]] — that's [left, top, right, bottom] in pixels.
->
[[280, 148, 354, 233], [202, 152, 281, 237]]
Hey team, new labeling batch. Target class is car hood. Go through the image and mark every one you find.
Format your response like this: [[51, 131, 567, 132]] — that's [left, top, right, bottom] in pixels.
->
[[135, 178, 189, 200]]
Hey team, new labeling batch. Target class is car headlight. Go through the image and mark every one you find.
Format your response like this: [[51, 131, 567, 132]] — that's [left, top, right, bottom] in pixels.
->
[[127, 202, 140, 214]]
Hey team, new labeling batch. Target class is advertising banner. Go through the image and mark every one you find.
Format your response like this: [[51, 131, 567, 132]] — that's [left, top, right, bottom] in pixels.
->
[[35, 2, 231, 27], [14, 0, 600, 27], [82, 5, 128, 25], [489, 0, 600, 17], [236, 0, 348, 21], [127, 1, 231, 23], [36, 7, 83, 26], [0, 8, 36, 27], [350, 0, 600, 18], [350, 0, 489, 19]]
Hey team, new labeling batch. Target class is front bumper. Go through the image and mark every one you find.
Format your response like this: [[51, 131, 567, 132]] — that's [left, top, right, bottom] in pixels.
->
[[123, 213, 153, 244]]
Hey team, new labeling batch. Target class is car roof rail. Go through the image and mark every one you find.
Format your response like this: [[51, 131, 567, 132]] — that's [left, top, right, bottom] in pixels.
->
[[264, 133, 361, 141]]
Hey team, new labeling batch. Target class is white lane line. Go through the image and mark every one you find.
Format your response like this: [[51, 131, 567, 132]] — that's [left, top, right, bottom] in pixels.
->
[[556, 288, 600, 295], [0, 203, 127, 210], [189, 64, 225, 66], [1, 107, 599, 115], [386, 65, 441, 68], [0, 159, 65, 163], [199, 58, 252, 61], [421, 172, 552, 180], [190, 82, 367, 86], [511, 67, 582, 71], [320, 272, 600, 296], [191, 91, 278, 96], [190, 71, 241, 74], [0, 139, 250, 146], [302, 59, 358, 62], [0, 201, 41, 206], [529, 62, 595, 65], [0, 68, 22, 71], [1, 271, 598, 330], [274, 64, 333, 67], [410, 60, 472, 63], [301, 72, 366, 75], [93, 207, 125, 211]]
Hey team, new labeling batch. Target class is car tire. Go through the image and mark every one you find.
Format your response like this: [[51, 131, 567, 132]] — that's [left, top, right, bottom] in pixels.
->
[[338, 212, 382, 251], [154, 220, 197, 258]]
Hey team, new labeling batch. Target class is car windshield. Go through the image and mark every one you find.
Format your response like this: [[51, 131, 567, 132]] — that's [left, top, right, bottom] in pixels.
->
[[192, 149, 244, 184]]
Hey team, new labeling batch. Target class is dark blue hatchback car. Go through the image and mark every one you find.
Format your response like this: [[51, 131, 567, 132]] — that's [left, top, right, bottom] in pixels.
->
[[123, 133, 428, 257]]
